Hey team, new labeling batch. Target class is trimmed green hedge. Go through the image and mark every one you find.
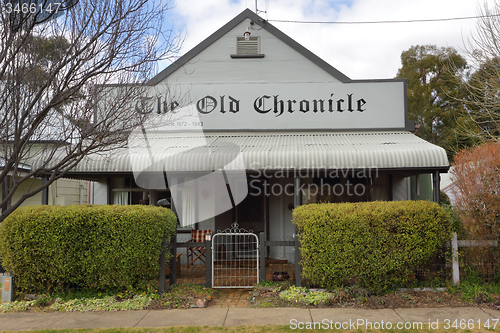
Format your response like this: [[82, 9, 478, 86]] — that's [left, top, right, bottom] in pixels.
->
[[293, 201, 451, 292], [0, 205, 177, 293]]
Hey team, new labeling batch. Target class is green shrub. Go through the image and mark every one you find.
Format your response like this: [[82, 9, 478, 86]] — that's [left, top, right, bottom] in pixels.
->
[[293, 200, 451, 293], [442, 204, 466, 239], [440, 191, 451, 206], [0, 205, 177, 293]]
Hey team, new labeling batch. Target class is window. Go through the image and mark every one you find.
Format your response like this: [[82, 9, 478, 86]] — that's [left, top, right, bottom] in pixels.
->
[[303, 174, 390, 204]]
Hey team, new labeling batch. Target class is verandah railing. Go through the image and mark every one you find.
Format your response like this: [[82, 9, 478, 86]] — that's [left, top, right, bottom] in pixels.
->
[[159, 231, 303, 291]]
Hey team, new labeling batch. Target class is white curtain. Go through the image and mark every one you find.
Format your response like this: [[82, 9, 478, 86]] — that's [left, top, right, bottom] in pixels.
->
[[181, 190, 195, 227], [113, 192, 129, 205]]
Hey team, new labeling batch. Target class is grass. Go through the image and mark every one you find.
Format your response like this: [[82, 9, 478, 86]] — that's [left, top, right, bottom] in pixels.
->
[[451, 282, 500, 304], [447, 268, 500, 305]]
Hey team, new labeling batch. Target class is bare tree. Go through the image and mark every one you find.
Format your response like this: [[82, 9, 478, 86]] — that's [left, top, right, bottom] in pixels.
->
[[0, 0, 183, 221], [453, 1, 500, 142]]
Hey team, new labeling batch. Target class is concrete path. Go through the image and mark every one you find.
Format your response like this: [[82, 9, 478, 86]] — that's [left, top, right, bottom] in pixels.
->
[[1, 307, 500, 331]]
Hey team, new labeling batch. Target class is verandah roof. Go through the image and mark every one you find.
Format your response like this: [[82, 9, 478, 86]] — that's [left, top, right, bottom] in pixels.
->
[[66, 131, 448, 175]]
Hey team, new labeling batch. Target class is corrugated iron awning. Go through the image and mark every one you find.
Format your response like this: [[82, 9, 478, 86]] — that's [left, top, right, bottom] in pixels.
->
[[66, 131, 448, 174]]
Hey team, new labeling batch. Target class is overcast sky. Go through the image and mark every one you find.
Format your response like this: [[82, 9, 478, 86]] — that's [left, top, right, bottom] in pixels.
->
[[158, 0, 497, 80]]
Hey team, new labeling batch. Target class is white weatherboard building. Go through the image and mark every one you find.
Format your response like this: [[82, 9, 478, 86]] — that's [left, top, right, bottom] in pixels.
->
[[63, 9, 448, 263]]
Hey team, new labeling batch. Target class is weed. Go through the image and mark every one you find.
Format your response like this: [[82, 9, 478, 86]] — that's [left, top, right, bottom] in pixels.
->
[[255, 281, 282, 288], [153, 284, 216, 309], [33, 296, 52, 308], [400, 293, 412, 300], [254, 280, 291, 293]]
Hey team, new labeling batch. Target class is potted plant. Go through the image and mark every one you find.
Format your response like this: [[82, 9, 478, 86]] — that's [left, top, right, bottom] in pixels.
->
[[272, 271, 290, 282]]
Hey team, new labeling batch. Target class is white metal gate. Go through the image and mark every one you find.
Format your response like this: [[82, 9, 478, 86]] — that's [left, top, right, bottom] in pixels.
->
[[212, 223, 259, 288]]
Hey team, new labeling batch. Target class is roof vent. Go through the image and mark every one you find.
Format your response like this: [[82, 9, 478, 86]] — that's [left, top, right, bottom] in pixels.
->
[[231, 37, 265, 58], [237, 36, 258, 54]]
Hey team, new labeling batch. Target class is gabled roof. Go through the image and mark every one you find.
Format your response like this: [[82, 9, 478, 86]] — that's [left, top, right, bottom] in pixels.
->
[[148, 9, 352, 86]]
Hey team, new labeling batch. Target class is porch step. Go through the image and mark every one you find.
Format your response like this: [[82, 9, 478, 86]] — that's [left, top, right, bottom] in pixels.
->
[[265, 258, 288, 266]]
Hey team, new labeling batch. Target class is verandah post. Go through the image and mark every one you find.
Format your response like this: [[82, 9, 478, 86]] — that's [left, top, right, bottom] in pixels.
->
[[294, 235, 301, 287], [432, 171, 440, 204], [41, 176, 48, 205], [169, 234, 177, 286], [259, 232, 266, 282], [159, 238, 167, 294], [294, 175, 302, 287], [205, 235, 212, 287]]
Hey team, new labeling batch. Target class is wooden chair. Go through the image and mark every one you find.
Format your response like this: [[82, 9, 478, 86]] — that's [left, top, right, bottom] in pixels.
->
[[186, 229, 212, 268]]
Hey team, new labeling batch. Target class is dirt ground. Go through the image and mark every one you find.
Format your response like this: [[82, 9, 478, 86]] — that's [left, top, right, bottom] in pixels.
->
[[149, 283, 500, 310], [355, 290, 481, 309], [249, 286, 500, 310]]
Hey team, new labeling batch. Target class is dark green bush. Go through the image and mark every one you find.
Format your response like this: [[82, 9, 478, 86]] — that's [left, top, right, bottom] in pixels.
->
[[440, 191, 451, 206], [442, 204, 466, 239], [293, 200, 451, 292], [0, 205, 177, 293]]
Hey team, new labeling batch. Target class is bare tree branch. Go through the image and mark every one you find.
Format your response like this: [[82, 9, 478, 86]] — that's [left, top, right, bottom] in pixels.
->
[[452, 1, 500, 142], [0, 0, 183, 221]]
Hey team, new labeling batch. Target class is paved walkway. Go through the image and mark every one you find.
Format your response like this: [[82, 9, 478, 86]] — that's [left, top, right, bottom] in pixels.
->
[[1, 306, 500, 331], [209, 288, 252, 308]]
